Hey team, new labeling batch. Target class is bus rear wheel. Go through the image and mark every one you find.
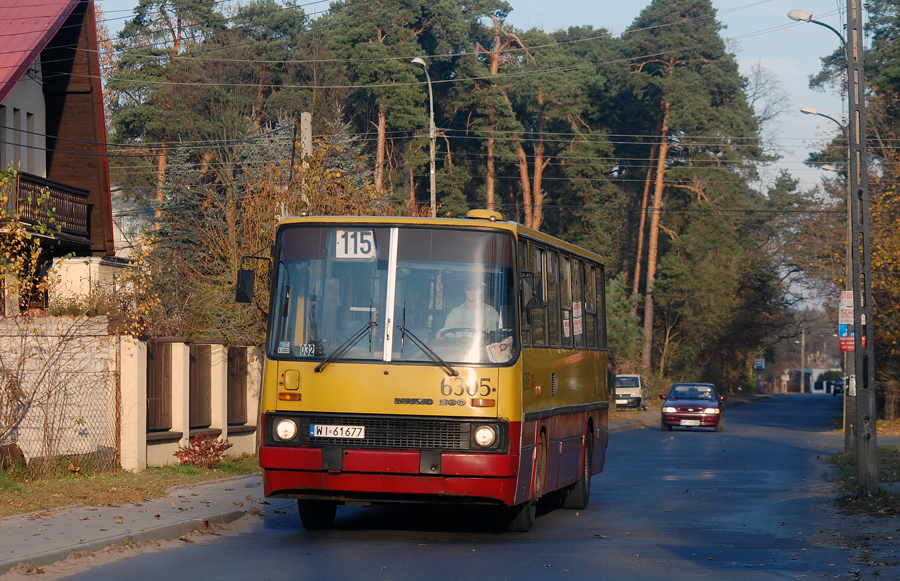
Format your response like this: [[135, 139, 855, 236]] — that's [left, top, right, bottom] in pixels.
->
[[298, 499, 337, 530], [561, 437, 592, 510]]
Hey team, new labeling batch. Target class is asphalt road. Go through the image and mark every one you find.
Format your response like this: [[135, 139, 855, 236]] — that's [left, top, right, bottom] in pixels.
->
[[51, 394, 861, 580]]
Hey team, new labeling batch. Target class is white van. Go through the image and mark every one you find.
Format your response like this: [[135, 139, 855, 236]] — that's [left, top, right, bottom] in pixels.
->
[[614, 374, 649, 410]]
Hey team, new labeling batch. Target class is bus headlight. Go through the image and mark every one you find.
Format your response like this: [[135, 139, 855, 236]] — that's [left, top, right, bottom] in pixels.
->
[[474, 425, 497, 448], [274, 418, 298, 441]]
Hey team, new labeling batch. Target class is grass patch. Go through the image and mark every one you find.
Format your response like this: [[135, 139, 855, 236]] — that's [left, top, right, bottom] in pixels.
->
[[831, 446, 900, 517], [878, 417, 900, 436], [0, 454, 258, 518]]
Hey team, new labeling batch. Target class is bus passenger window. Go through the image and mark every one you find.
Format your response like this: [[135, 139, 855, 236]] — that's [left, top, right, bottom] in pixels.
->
[[560, 255, 573, 348], [518, 239, 531, 347], [596, 267, 607, 349], [584, 264, 597, 349], [546, 250, 560, 347], [572, 259, 585, 348], [530, 245, 547, 346]]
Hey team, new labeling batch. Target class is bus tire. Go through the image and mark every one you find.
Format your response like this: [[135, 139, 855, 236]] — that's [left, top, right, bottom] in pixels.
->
[[505, 500, 536, 532], [298, 499, 337, 530], [561, 437, 592, 510]]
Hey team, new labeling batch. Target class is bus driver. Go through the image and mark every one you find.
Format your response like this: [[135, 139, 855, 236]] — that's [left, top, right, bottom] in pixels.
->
[[435, 278, 500, 340]]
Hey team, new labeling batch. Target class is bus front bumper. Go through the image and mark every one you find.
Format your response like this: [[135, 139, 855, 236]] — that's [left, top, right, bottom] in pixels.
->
[[259, 446, 520, 505]]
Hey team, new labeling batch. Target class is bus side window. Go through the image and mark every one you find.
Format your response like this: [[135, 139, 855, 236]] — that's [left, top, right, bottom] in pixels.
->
[[518, 239, 531, 347], [560, 255, 573, 348], [572, 258, 585, 348], [596, 266, 607, 349], [584, 263, 597, 349], [546, 250, 560, 347], [530, 245, 547, 346]]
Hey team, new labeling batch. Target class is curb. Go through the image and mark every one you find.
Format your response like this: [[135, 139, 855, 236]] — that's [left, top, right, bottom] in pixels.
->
[[0, 511, 246, 575]]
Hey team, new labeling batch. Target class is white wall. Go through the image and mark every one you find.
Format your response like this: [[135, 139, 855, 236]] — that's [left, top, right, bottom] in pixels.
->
[[0, 57, 46, 177]]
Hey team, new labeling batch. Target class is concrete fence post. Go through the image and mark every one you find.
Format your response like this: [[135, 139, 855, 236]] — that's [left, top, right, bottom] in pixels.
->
[[119, 336, 147, 472], [171, 342, 191, 447], [210, 344, 227, 439]]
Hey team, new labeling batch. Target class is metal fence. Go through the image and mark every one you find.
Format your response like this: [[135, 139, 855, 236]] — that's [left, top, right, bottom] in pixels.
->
[[0, 317, 119, 478]]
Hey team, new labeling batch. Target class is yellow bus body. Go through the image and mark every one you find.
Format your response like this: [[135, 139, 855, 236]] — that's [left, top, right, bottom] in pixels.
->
[[256, 212, 608, 525]]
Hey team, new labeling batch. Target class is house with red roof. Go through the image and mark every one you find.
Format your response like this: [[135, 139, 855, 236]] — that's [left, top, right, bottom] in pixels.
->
[[0, 0, 117, 312]]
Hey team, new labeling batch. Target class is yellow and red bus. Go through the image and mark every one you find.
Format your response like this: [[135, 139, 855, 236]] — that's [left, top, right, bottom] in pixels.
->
[[238, 210, 609, 531]]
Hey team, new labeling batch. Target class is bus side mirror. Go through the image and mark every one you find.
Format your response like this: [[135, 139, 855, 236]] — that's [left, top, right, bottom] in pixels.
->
[[235, 269, 255, 303], [522, 275, 544, 309]]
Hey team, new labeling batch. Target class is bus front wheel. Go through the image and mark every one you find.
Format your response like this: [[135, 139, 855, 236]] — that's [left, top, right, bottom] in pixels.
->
[[505, 500, 536, 532], [298, 499, 337, 530]]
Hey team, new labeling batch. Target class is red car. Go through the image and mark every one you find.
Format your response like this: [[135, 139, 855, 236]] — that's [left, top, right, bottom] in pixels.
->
[[659, 383, 727, 432]]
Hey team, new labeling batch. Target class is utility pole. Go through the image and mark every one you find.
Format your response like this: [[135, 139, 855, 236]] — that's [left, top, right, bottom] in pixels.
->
[[846, 0, 878, 495], [789, 0, 878, 498], [800, 329, 806, 394]]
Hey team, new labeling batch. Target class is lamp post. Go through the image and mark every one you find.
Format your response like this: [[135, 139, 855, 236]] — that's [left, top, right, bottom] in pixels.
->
[[789, 6, 878, 496], [411, 57, 436, 218], [800, 107, 856, 450]]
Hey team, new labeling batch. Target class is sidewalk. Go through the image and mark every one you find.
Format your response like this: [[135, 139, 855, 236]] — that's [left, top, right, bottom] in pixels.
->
[[0, 474, 292, 575], [1, 393, 895, 579]]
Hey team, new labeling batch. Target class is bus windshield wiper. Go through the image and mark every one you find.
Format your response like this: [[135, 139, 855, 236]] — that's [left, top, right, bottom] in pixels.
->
[[397, 303, 457, 377], [315, 321, 376, 373]]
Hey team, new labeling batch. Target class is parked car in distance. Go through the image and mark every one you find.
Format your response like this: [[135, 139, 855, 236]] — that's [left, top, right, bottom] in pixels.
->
[[832, 378, 844, 396], [614, 374, 649, 410], [660, 382, 726, 432]]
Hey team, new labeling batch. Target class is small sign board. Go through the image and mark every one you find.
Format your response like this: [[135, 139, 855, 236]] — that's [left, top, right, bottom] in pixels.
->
[[840, 291, 853, 306], [753, 358, 765, 370]]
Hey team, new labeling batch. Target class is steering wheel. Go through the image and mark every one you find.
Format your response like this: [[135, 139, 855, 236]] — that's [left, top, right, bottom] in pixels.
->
[[440, 327, 488, 339]]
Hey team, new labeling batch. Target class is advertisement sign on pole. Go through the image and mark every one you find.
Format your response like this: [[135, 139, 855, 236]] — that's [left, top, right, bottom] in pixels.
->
[[838, 292, 861, 351]]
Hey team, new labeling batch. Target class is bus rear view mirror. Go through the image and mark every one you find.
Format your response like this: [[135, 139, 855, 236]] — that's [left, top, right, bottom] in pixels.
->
[[235, 269, 256, 303], [522, 275, 544, 309]]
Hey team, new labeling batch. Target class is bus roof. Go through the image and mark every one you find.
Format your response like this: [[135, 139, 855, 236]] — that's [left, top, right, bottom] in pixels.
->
[[277, 212, 605, 265]]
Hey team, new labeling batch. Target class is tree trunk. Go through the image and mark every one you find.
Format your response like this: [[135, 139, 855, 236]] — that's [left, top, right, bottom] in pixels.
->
[[516, 143, 533, 228], [886, 380, 900, 422], [155, 146, 167, 228], [631, 126, 661, 315], [641, 98, 671, 371], [374, 103, 386, 193], [486, 136, 495, 210], [531, 98, 548, 232]]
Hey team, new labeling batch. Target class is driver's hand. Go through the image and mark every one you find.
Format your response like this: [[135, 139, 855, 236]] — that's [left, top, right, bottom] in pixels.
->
[[435, 330, 444, 340]]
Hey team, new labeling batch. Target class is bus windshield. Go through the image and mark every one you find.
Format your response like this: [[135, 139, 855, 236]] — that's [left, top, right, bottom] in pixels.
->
[[268, 225, 518, 366]]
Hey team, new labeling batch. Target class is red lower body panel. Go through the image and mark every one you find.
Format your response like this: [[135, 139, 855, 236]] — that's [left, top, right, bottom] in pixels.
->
[[260, 446, 520, 505]]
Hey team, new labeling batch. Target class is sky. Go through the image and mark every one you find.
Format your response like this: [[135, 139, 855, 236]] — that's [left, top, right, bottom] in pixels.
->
[[95, 0, 853, 191]]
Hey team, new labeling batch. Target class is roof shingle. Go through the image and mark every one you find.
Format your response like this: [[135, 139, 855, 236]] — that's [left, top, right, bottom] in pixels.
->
[[0, 0, 80, 102]]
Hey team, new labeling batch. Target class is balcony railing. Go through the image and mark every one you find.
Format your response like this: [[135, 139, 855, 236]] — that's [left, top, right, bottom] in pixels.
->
[[4, 173, 90, 242]]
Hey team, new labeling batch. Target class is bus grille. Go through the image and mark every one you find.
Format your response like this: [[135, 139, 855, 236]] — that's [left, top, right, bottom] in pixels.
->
[[297, 416, 471, 450]]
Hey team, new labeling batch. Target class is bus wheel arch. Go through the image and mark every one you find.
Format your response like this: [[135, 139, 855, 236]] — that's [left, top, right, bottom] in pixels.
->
[[506, 429, 546, 532], [561, 423, 593, 510]]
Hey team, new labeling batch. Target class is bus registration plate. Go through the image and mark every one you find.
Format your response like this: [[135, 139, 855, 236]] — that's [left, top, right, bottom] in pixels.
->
[[680, 419, 700, 426], [310, 425, 365, 439]]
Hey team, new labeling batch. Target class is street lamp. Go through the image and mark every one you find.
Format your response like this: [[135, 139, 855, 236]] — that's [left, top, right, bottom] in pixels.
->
[[799, 105, 843, 129], [789, 6, 878, 496], [411, 57, 436, 218]]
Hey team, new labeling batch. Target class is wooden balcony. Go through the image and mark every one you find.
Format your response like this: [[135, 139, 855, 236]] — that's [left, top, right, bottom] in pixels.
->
[[4, 172, 91, 245]]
